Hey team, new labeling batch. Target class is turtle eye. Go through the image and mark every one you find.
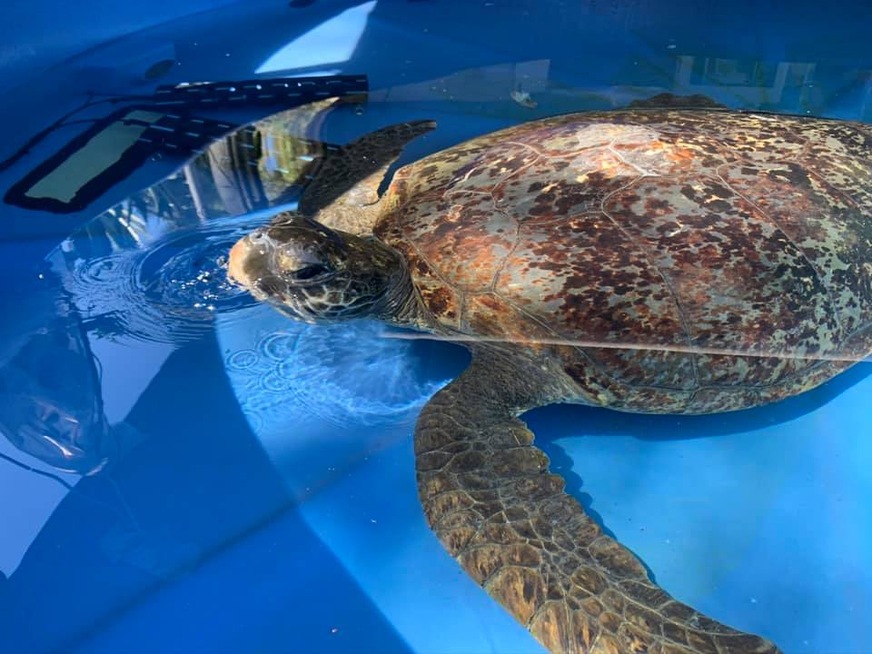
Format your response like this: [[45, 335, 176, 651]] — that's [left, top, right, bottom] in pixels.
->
[[289, 263, 332, 281]]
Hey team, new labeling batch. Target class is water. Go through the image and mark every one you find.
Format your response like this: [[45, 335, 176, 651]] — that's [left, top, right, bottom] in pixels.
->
[[0, 1, 871, 652]]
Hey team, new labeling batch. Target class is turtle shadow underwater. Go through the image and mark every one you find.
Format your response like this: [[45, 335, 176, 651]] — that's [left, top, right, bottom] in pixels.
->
[[408, 334, 872, 461], [526, 356, 872, 443], [522, 354, 872, 565]]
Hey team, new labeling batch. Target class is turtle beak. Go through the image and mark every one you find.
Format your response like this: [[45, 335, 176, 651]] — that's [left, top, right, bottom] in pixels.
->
[[227, 237, 253, 287], [228, 230, 277, 290]]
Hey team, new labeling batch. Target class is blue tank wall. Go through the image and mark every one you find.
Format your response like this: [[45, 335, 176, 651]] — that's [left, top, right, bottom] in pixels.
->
[[0, 0, 246, 92]]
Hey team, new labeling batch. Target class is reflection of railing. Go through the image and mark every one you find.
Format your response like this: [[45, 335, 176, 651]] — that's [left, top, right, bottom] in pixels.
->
[[862, 74, 872, 121], [674, 55, 815, 106], [374, 60, 551, 108], [369, 54, 871, 121], [151, 76, 367, 109]]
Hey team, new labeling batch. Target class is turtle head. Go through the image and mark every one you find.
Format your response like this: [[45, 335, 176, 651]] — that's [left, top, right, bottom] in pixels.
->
[[228, 213, 412, 324]]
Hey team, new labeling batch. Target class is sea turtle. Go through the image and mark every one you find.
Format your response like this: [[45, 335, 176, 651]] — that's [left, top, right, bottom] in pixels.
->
[[227, 99, 872, 653]]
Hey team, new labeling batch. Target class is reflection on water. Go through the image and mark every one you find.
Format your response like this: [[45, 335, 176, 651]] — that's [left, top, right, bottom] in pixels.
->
[[0, 100, 340, 472], [371, 54, 872, 121]]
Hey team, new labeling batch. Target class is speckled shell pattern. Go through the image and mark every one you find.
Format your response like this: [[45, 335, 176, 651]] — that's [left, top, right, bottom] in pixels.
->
[[373, 110, 872, 413]]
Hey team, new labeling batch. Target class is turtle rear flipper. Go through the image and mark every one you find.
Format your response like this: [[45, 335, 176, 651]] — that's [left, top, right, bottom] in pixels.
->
[[300, 120, 436, 233], [415, 347, 780, 654]]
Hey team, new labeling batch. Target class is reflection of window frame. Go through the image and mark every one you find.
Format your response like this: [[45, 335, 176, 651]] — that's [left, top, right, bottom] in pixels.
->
[[5, 107, 169, 214]]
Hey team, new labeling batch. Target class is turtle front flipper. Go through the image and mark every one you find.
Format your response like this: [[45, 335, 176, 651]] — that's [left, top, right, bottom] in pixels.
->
[[299, 119, 436, 233], [415, 348, 780, 654]]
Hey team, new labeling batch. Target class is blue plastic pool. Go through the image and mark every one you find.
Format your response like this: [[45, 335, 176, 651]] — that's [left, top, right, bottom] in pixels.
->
[[0, 1, 870, 652]]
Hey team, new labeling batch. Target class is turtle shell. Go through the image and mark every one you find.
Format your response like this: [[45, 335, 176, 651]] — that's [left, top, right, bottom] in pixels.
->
[[373, 109, 872, 413]]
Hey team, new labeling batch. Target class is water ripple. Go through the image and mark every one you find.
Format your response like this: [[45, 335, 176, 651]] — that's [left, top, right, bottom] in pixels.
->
[[63, 218, 259, 344]]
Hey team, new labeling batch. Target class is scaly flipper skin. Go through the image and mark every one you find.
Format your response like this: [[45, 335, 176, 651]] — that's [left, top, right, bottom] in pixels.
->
[[415, 347, 780, 654]]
